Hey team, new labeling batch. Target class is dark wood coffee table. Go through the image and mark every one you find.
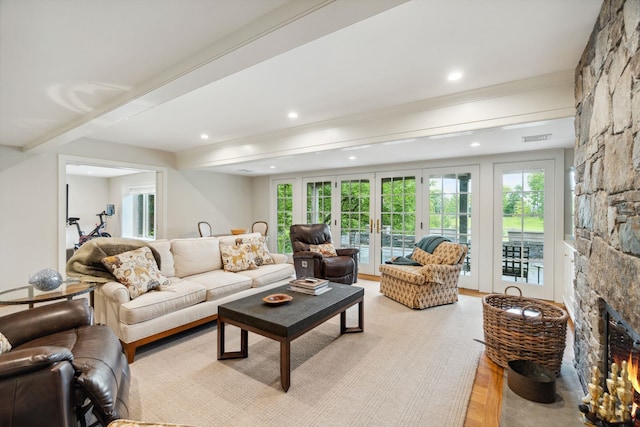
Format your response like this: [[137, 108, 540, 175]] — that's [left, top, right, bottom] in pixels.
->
[[217, 282, 364, 392]]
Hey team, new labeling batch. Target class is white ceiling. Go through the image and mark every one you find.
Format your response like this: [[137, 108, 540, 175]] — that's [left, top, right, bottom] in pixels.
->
[[0, 0, 603, 176]]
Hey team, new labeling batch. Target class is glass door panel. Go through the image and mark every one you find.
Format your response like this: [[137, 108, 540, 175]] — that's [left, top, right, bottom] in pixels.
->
[[275, 182, 294, 254], [424, 166, 478, 289], [376, 172, 418, 267], [304, 179, 332, 225], [338, 175, 374, 275], [501, 169, 544, 284], [494, 161, 553, 300]]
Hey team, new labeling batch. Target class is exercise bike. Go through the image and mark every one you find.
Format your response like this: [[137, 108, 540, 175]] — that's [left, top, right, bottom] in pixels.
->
[[67, 208, 113, 250]]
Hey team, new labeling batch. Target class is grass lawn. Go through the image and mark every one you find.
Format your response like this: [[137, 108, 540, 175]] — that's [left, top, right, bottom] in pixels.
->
[[502, 216, 544, 234]]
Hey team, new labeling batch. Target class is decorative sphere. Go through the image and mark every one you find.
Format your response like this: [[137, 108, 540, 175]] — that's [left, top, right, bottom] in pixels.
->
[[29, 268, 63, 291]]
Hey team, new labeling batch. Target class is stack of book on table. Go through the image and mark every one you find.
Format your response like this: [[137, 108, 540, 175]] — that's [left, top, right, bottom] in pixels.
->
[[288, 278, 331, 295]]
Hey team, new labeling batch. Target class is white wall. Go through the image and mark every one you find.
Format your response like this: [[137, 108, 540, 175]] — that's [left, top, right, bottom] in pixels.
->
[[0, 146, 60, 287], [0, 139, 254, 291], [169, 170, 253, 238]]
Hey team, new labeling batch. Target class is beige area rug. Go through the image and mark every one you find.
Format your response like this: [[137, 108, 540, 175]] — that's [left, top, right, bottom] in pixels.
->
[[127, 280, 484, 427]]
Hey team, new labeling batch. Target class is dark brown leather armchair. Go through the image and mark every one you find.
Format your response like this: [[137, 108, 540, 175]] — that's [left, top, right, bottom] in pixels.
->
[[290, 224, 359, 284], [0, 299, 130, 427]]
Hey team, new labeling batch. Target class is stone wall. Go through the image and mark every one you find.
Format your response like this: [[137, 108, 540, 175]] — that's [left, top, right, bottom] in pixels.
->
[[573, 0, 640, 389]]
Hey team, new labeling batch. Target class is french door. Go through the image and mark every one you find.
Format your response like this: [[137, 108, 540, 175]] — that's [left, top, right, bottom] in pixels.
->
[[423, 166, 478, 289], [493, 161, 554, 300], [374, 171, 420, 269], [303, 172, 418, 275], [336, 174, 374, 275]]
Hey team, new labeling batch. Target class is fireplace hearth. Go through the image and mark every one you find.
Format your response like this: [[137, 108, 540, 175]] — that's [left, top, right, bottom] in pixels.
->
[[604, 303, 640, 426]]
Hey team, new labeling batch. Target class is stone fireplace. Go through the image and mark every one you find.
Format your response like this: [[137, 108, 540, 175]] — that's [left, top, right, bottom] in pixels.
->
[[573, 0, 640, 408]]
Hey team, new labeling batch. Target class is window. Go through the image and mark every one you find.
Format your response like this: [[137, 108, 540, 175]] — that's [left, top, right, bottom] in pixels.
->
[[276, 182, 293, 253], [501, 168, 545, 284], [428, 172, 472, 274], [123, 186, 155, 239], [379, 175, 416, 262], [340, 178, 371, 262], [305, 180, 332, 224]]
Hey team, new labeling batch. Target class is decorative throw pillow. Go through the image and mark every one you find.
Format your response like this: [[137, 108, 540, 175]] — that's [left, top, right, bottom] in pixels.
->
[[433, 242, 465, 265], [310, 243, 338, 257], [101, 246, 169, 299], [411, 247, 445, 265], [220, 244, 257, 272], [235, 236, 274, 266], [0, 332, 11, 354]]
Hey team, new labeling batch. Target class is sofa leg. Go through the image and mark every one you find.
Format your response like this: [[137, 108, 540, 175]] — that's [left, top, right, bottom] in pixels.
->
[[122, 342, 136, 364]]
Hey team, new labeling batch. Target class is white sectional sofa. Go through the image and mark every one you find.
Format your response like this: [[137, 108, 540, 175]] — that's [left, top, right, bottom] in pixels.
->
[[90, 233, 294, 362]]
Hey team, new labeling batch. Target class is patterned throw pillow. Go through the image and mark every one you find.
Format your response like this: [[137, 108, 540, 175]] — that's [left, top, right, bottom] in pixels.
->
[[220, 244, 257, 272], [411, 247, 445, 265], [101, 246, 169, 299], [0, 332, 11, 354], [432, 242, 465, 265], [234, 236, 274, 266], [310, 243, 338, 257]]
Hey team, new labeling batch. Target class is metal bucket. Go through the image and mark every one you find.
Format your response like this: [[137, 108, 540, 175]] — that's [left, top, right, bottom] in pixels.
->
[[507, 360, 556, 403]]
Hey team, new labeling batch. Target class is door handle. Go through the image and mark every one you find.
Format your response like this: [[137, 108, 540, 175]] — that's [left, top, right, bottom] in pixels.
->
[[370, 219, 374, 233], [376, 219, 380, 234]]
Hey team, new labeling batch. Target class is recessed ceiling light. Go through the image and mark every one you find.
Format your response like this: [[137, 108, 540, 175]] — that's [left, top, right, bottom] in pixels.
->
[[270, 165, 276, 169], [447, 71, 463, 81], [200, 134, 209, 140], [348, 156, 356, 160], [470, 142, 480, 147], [288, 111, 298, 119]]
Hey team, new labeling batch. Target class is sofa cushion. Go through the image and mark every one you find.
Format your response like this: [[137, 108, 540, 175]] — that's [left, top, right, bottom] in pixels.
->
[[101, 247, 169, 299], [378, 264, 425, 285], [147, 240, 175, 278], [185, 270, 253, 300], [235, 263, 295, 288], [220, 243, 257, 272], [119, 281, 206, 325], [171, 237, 221, 278]]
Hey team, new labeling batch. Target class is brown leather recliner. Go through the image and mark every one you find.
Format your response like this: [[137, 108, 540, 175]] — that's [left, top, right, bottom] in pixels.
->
[[290, 224, 359, 285], [0, 299, 130, 427]]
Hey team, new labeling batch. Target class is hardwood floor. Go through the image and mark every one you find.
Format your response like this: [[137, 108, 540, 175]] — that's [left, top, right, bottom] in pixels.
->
[[459, 288, 503, 427], [459, 288, 575, 426]]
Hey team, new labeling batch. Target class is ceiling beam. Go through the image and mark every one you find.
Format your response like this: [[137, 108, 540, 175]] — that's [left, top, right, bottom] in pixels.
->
[[22, 0, 408, 154]]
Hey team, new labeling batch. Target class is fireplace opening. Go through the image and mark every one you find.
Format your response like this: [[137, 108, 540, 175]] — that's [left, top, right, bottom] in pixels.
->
[[604, 302, 640, 425]]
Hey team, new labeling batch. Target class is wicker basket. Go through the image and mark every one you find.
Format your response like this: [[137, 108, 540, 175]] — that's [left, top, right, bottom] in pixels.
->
[[482, 286, 568, 376]]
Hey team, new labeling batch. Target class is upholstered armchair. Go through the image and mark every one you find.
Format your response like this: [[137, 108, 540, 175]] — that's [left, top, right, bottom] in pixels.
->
[[0, 299, 130, 427], [290, 224, 359, 285], [378, 241, 467, 309]]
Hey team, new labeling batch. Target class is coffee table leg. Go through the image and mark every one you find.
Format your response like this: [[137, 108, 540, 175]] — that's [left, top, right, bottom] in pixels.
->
[[340, 299, 364, 334], [217, 318, 225, 359], [217, 318, 249, 359], [280, 339, 291, 392]]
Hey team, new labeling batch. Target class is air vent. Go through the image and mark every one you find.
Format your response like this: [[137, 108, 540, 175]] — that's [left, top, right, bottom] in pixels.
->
[[522, 133, 552, 143], [237, 168, 253, 173]]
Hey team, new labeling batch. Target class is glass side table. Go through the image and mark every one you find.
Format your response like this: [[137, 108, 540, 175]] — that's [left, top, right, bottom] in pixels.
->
[[0, 281, 97, 309]]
